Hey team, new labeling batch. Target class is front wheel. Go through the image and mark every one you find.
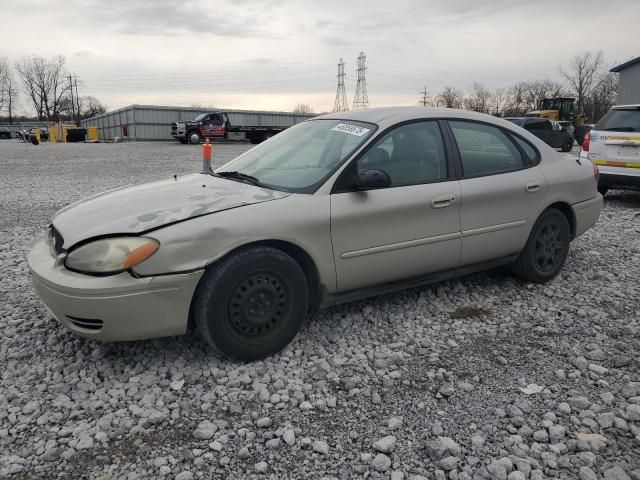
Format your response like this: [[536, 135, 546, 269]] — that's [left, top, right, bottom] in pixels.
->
[[193, 246, 309, 360], [189, 131, 201, 144], [511, 209, 571, 283]]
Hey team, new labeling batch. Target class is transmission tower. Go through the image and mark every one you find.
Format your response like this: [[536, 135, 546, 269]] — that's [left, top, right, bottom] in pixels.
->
[[352, 52, 369, 109], [333, 58, 349, 112], [418, 85, 429, 106]]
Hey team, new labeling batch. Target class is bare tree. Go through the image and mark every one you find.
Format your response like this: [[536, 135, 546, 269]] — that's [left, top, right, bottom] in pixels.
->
[[438, 86, 463, 109], [0, 56, 18, 122], [463, 82, 491, 113], [490, 88, 511, 116], [506, 82, 528, 115], [586, 72, 617, 122], [81, 96, 107, 118], [560, 50, 604, 116], [0, 57, 8, 112], [293, 103, 313, 114], [14, 55, 68, 120], [522, 80, 566, 112]]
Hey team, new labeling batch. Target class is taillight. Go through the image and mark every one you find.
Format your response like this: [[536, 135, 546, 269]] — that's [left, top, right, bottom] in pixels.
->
[[582, 131, 591, 152], [592, 162, 599, 182]]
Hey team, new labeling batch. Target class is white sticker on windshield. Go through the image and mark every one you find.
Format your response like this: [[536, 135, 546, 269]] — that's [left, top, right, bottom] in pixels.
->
[[331, 123, 370, 137]]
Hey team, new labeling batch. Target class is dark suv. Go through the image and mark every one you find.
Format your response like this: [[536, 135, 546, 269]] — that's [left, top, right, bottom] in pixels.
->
[[506, 117, 575, 152]]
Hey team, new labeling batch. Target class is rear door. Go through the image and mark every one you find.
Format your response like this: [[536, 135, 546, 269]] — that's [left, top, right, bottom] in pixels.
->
[[589, 107, 640, 171], [446, 120, 547, 266]]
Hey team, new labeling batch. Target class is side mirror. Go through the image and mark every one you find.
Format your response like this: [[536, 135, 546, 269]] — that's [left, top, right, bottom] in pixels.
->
[[357, 169, 391, 190]]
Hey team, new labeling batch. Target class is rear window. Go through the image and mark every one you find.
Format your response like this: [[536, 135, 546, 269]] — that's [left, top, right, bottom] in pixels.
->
[[594, 108, 640, 132]]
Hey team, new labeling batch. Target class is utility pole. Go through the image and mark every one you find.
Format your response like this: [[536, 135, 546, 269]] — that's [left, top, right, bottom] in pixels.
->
[[68, 75, 75, 124], [352, 52, 369, 109], [333, 58, 348, 112], [418, 85, 429, 106], [74, 78, 80, 125]]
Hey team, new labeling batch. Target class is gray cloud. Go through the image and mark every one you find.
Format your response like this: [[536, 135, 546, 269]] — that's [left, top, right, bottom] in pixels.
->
[[2, 0, 639, 114]]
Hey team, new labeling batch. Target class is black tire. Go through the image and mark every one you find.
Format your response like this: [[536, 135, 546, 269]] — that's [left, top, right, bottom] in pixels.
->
[[188, 131, 201, 145], [194, 246, 309, 360], [597, 185, 608, 196], [561, 138, 573, 152], [511, 209, 571, 283]]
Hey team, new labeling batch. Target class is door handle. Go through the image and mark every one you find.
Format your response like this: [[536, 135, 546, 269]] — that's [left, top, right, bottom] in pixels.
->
[[525, 182, 541, 193], [431, 194, 455, 208]]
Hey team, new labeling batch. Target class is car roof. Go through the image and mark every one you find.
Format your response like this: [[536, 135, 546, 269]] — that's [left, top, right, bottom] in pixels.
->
[[505, 117, 547, 122], [612, 104, 640, 109], [316, 106, 514, 126]]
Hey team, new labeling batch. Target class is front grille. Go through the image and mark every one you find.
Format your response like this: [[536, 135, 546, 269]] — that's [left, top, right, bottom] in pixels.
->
[[66, 316, 104, 331], [49, 225, 65, 255]]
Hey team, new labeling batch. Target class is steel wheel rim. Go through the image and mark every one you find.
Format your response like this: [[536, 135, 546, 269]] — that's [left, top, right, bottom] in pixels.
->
[[533, 220, 565, 273], [227, 272, 287, 338]]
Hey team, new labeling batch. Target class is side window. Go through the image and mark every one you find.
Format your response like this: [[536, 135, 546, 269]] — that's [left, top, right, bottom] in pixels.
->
[[511, 135, 538, 164], [449, 121, 524, 177], [357, 121, 447, 187], [210, 114, 223, 125]]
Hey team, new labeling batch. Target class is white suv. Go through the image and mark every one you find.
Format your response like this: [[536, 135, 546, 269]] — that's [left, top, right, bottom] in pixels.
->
[[582, 104, 640, 195]]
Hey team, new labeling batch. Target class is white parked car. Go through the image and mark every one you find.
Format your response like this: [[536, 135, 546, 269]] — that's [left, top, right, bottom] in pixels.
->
[[582, 104, 640, 195]]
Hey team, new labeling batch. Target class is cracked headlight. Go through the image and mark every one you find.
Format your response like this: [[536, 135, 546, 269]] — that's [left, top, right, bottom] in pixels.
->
[[65, 237, 159, 275]]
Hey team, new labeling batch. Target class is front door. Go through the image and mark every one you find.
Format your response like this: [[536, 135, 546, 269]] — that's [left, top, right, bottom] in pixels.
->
[[447, 120, 547, 266], [330, 120, 462, 292], [201, 114, 226, 138]]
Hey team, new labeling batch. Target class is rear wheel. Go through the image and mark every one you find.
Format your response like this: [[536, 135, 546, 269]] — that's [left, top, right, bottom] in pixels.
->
[[194, 246, 309, 360], [597, 185, 608, 196], [511, 209, 571, 283]]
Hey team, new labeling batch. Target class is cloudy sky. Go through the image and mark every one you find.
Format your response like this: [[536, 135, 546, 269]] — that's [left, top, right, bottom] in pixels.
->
[[2, 0, 639, 114]]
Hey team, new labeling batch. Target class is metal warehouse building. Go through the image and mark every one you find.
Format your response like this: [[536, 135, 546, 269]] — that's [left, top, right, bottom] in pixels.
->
[[611, 56, 640, 105], [80, 105, 315, 141]]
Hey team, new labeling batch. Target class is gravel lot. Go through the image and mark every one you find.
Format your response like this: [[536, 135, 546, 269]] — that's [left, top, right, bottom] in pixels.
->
[[0, 141, 639, 480]]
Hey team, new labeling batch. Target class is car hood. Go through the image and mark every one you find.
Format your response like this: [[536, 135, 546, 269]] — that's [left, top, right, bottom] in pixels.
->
[[52, 173, 289, 249]]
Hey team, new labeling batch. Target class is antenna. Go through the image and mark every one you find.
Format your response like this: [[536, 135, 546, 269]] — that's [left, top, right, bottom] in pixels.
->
[[352, 52, 369, 109], [333, 58, 348, 112]]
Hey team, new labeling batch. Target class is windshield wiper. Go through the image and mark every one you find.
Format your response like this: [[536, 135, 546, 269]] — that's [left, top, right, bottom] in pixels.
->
[[604, 127, 637, 132], [215, 170, 265, 187]]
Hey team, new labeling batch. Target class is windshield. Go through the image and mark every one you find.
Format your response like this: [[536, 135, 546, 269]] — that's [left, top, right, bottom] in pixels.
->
[[216, 119, 376, 193], [506, 118, 525, 126], [193, 113, 209, 122], [595, 108, 640, 132]]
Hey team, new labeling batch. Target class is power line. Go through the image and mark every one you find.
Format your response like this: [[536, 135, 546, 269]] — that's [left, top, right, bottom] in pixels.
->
[[352, 52, 369, 109], [333, 58, 348, 112]]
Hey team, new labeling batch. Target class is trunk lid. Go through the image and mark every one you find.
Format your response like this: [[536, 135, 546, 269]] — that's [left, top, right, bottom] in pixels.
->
[[589, 106, 640, 168]]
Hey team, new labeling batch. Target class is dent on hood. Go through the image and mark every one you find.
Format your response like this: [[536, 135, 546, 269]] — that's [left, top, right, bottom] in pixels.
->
[[127, 184, 286, 231]]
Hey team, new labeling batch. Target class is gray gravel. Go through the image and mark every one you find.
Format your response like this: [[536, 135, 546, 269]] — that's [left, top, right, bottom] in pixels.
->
[[1, 140, 639, 479]]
